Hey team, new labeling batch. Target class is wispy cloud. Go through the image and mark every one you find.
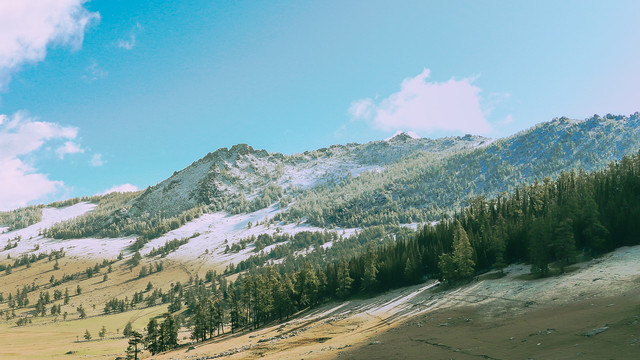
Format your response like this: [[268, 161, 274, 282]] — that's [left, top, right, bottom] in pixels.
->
[[0, 112, 80, 210], [55, 141, 84, 159], [349, 69, 491, 135], [499, 114, 514, 126], [99, 184, 139, 195], [117, 23, 142, 50], [81, 60, 108, 82], [0, 0, 100, 91], [118, 35, 136, 50], [90, 153, 104, 167]]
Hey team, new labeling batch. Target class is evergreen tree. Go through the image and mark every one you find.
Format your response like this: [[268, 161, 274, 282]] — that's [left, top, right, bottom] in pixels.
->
[[336, 259, 353, 299], [84, 329, 92, 341], [297, 262, 319, 307], [190, 302, 207, 342], [452, 221, 475, 279], [439, 221, 475, 282], [159, 313, 178, 352], [126, 331, 143, 360], [123, 321, 133, 337], [553, 218, 575, 273], [529, 217, 553, 276], [145, 318, 159, 354], [77, 305, 86, 319], [361, 248, 378, 293]]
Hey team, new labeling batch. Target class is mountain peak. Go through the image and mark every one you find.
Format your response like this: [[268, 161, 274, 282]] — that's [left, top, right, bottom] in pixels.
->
[[385, 130, 421, 142]]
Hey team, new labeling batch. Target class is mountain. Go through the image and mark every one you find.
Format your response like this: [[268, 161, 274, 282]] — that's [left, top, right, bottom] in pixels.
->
[[2, 113, 640, 264], [3, 113, 640, 360], [129, 132, 490, 219], [282, 113, 640, 228]]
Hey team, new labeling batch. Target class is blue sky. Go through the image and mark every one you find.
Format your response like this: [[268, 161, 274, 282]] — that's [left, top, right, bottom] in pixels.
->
[[0, 0, 639, 210]]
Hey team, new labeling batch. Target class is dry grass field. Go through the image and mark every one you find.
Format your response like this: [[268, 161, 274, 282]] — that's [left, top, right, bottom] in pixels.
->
[[1, 246, 639, 359]]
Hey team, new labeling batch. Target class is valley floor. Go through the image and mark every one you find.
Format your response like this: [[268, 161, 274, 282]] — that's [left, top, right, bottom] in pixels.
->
[[1, 246, 637, 359], [151, 246, 640, 360]]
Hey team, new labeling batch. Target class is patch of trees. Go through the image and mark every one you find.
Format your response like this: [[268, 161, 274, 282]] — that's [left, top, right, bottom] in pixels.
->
[[0, 248, 65, 273], [147, 234, 199, 258], [229, 183, 284, 214], [225, 225, 413, 275], [3, 236, 20, 250], [0, 205, 43, 231], [16, 317, 32, 326], [105, 282, 181, 315], [48, 196, 93, 208], [50, 259, 114, 288], [136, 313, 178, 356], [43, 192, 206, 246], [137, 262, 164, 279]]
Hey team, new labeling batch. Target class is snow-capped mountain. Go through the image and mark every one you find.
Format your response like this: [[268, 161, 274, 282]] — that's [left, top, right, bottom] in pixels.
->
[[2, 113, 640, 266]]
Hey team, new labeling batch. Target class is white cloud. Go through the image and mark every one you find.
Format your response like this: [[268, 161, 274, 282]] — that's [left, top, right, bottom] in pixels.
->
[[349, 69, 491, 135], [117, 23, 142, 50], [118, 34, 136, 50], [90, 153, 104, 167], [99, 184, 139, 195], [0, 0, 99, 90], [55, 141, 84, 159], [348, 98, 374, 120], [0, 112, 79, 210], [81, 60, 108, 81], [499, 114, 514, 125]]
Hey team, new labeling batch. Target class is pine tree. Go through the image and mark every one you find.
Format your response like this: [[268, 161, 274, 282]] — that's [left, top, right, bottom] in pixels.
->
[[145, 318, 159, 354], [297, 262, 319, 307], [439, 221, 475, 283], [190, 302, 207, 342], [529, 217, 552, 277], [126, 331, 143, 360], [99, 325, 107, 340], [84, 329, 92, 341], [361, 248, 378, 293], [336, 259, 353, 299], [123, 321, 133, 337], [553, 218, 575, 273], [159, 313, 178, 352], [77, 305, 86, 319], [491, 230, 507, 274], [452, 221, 475, 279]]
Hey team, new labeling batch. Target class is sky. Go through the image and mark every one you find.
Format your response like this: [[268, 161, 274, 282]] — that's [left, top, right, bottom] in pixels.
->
[[0, 0, 639, 210]]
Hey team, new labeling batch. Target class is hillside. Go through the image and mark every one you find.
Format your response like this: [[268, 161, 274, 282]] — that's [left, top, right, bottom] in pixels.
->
[[0, 114, 639, 272], [150, 245, 640, 360], [1, 113, 640, 359]]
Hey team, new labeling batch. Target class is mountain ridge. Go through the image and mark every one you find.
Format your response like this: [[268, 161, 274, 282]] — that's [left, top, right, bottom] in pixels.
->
[[2, 113, 640, 257]]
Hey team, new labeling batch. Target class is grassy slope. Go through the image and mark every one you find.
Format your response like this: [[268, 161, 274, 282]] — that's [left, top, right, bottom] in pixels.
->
[[0, 245, 638, 359], [0, 256, 190, 359]]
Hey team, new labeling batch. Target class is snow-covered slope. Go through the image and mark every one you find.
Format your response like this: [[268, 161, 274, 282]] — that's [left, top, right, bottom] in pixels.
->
[[0, 202, 97, 257], [4, 113, 640, 264]]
